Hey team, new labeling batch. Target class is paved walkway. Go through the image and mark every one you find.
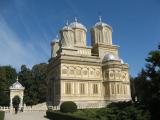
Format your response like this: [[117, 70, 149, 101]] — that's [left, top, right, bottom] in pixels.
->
[[5, 111, 49, 120]]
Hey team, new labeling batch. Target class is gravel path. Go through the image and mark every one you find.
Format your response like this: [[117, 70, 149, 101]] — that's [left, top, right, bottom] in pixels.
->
[[5, 111, 49, 120]]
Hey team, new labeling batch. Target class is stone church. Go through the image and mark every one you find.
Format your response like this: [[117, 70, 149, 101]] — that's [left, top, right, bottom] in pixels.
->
[[47, 17, 131, 108]]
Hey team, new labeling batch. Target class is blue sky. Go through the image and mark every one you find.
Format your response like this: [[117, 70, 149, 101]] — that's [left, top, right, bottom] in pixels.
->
[[0, 0, 159, 76]]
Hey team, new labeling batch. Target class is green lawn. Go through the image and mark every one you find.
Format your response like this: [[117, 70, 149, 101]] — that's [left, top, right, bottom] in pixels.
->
[[0, 111, 5, 120]]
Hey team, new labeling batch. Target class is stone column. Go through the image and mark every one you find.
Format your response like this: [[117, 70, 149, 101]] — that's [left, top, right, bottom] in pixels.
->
[[19, 97, 23, 109], [10, 97, 13, 112], [10, 97, 12, 107]]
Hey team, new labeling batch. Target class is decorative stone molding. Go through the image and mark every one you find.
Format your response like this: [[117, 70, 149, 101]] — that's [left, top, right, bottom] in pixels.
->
[[61, 64, 102, 79]]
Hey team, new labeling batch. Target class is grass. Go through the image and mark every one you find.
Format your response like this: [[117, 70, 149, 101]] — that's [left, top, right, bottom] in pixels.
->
[[0, 111, 4, 120]]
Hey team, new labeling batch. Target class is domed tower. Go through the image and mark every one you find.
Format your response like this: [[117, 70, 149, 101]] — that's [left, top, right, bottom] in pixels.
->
[[102, 53, 131, 101], [91, 16, 112, 46], [51, 35, 60, 58], [60, 21, 74, 48], [91, 17, 118, 60], [69, 18, 87, 47]]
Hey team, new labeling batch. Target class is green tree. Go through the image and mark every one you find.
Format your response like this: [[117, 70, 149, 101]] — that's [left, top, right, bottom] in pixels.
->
[[134, 44, 160, 119], [18, 63, 47, 106], [130, 76, 136, 101], [97, 102, 150, 120], [32, 63, 48, 103], [18, 65, 38, 105], [0, 66, 17, 106]]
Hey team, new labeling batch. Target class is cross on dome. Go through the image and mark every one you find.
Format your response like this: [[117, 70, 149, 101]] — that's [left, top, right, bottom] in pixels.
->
[[99, 16, 102, 22], [68, 17, 87, 31], [94, 16, 112, 31], [66, 20, 69, 26], [75, 17, 78, 22]]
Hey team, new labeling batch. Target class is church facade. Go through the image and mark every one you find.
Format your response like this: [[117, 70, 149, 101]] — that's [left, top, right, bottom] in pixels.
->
[[47, 18, 131, 108]]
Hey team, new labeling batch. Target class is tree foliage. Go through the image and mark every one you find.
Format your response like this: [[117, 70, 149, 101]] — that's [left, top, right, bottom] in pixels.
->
[[0, 63, 48, 106], [0, 66, 17, 106], [73, 102, 150, 120], [18, 63, 48, 106], [32, 63, 48, 103], [18, 65, 37, 105], [134, 44, 160, 119]]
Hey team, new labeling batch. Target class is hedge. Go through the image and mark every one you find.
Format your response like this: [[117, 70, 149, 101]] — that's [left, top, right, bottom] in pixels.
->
[[0, 111, 4, 120], [60, 101, 77, 113], [46, 110, 91, 120]]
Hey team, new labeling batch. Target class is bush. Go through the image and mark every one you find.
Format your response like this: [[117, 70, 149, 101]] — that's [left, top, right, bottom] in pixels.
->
[[47, 102, 151, 120], [46, 110, 91, 120], [73, 102, 150, 120], [73, 109, 100, 120], [96, 101, 151, 120], [60, 101, 77, 113], [0, 111, 5, 120]]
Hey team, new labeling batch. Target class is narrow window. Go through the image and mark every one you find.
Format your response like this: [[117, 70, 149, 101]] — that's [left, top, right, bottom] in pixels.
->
[[65, 83, 71, 94], [111, 84, 114, 94], [117, 84, 120, 94], [93, 84, 98, 94], [80, 83, 85, 94], [124, 85, 126, 94]]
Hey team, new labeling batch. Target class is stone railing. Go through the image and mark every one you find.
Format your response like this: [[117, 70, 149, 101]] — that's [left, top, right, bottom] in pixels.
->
[[48, 102, 106, 111], [23, 102, 47, 112], [0, 106, 10, 111], [0, 102, 48, 112], [77, 102, 105, 109], [0, 102, 105, 112]]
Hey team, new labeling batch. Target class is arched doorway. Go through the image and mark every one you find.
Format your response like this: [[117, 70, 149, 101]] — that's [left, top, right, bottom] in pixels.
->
[[12, 95, 20, 113]]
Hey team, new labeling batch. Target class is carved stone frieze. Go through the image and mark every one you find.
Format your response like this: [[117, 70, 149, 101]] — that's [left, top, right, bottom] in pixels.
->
[[61, 64, 102, 79]]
